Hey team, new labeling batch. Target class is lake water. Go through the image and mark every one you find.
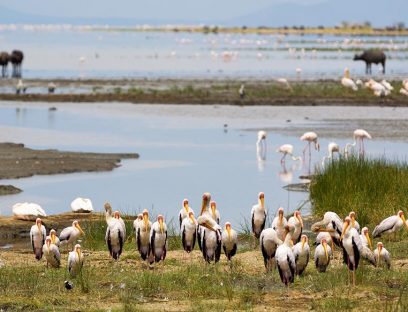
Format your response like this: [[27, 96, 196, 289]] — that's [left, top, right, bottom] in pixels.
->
[[0, 25, 407, 79], [1, 102, 408, 228]]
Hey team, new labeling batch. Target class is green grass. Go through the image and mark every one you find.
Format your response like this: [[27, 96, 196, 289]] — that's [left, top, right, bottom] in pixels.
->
[[310, 156, 408, 227]]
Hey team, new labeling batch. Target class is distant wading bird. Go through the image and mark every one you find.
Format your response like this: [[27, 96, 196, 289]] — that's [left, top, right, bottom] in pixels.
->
[[277, 144, 302, 164], [372, 210, 408, 239], [251, 192, 266, 244], [30, 218, 46, 260], [300, 131, 320, 162], [321, 142, 340, 167], [345, 129, 372, 157], [256, 131, 267, 160], [239, 84, 245, 99], [276, 225, 296, 286]]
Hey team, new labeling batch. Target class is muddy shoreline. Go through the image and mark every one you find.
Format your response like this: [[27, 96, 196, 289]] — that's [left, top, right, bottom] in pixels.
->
[[0, 143, 138, 195], [1, 78, 408, 106]]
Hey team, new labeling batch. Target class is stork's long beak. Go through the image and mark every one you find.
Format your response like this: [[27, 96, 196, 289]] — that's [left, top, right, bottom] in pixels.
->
[[301, 238, 306, 251], [200, 221, 216, 232], [143, 214, 149, 229], [159, 219, 164, 234], [211, 205, 216, 220], [226, 226, 231, 241], [401, 214, 408, 229], [77, 248, 81, 259], [200, 198, 208, 216], [51, 233, 56, 244], [46, 240, 51, 251], [365, 232, 373, 251], [377, 245, 382, 266], [76, 224, 85, 235], [297, 214, 304, 228], [184, 202, 189, 213], [279, 212, 283, 225], [340, 222, 349, 241], [37, 223, 42, 234], [317, 228, 335, 233], [260, 196, 264, 208], [323, 241, 329, 262], [189, 214, 196, 224], [351, 216, 356, 228]]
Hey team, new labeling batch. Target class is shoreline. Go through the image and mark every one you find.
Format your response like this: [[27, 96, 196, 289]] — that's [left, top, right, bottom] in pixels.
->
[[1, 78, 408, 106]]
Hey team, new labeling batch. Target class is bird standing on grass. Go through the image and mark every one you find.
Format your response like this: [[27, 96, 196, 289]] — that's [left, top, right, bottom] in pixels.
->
[[197, 214, 222, 263], [374, 242, 391, 269], [179, 198, 193, 228], [341, 68, 358, 91], [372, 210, 408, 239], [221, 222, 238, 261], [47, 229, 60, 246], [272, 207, 287, 241], [181, 211, 197, 253], [68, 244, 84, 277], [288, 211, 303, 244], [105, 211, 126, 260], [312, 211, 343, 248], [314, 238, 332, 273], [276, 225, 296, 286], [136, 209, 153, 263], [345, 129, 372, 157], [260, 227, 282, 272], [42, 236, 60, 268], [239, 84, 245, 99], [150, 215, 168, 263], [59, 220, 85, 252], [251, 192, 267, 244], [293, 234, 310, 275], [30, 218, 46, 260]]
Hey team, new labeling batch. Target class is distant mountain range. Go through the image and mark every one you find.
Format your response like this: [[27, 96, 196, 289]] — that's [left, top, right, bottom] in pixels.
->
[[1, 0, 407, 27]]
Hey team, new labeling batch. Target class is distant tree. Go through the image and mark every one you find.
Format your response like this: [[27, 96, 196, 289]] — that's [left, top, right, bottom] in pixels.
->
[[242, 25, 247, 30], [318, 25, 325, 30], [397, 22, 405, 31], [363, 21, 372, 29]]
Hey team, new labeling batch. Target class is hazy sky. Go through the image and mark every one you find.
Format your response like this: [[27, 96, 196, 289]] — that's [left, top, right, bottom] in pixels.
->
[[1, 0, 324, 20]]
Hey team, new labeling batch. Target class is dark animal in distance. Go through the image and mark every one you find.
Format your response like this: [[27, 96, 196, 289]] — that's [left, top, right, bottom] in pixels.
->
[[0, 52, 9, 78], [353, 50, 386, 75], [10, 50, 24, 78]]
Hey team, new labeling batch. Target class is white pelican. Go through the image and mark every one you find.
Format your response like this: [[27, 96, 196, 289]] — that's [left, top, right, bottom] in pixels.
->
[[372, 210, 408, 239], [288, 211, 303, 244], [42, 237, 60, 268], [59, 220, 85, 251], [178, 198, 193, 228], [314, 238, 332, 272], [380, 79, 393, 91], [366, 79, 390, 97], [13, 202, 46, 221], [292, 234, 310, 275], [312, 211, 343, 247], [341, 68, 358, 91], [106, 211, 126, 260], [181, 211, 197, 253], [272, 207, 287, 241], [276, 78, 293, 91], [239, 84, 245, 99], [277, 144, 302, 164], [30, 218, 46, 260], [348, 211, 360, 232], [251, 192, 267, 240], [300, 131, 320, 160], [197, 192, 212, 251], [374, 242, 391, 269], [136, 209, 152, 262], [260, 228, 282, 272], [321, 142, 340, 167], [359, 227, 376, 265], [68, 244, 84, 277], [47, 229, 60, 246], [345, 129, 372, 156], [48, 82, 56, 94], [210, 201, 220, 224], [221, 222, 238, 261], [400, 88, 408, 96], [150, 215, 167, 263], [70, 197, 93, 213], [341, 216, 363, 286], [16, 79, 27, 94], [275, 225, 296, 285], [197, 215, 222, 263]]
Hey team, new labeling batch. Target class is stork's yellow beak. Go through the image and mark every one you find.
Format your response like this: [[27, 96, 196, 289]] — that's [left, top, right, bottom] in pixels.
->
[[200, 198, 208, 216], [46, 240, 51, 250], [159, 219, 164, 233], [279, 212, 283, 225], [340, 222, 349, 241], [301, 238, 306, 251], [37, 224, 42, 234], [189, 214, 195, 224], [77, 248, 81, 259], [365, 232, 373, 251], [211, 205, 216, 220], [226, 226, 231, 241], [76, 224, 85, 235], [260, 196, 264, 208], [143, 214, 149, 229], [184, 202, 189, 212], [297, 214, 304, 228], [351, 216, 356, 228], [323, 241, 329, 262], [401, 214, 408, 229], [51, 233, 56, 244]]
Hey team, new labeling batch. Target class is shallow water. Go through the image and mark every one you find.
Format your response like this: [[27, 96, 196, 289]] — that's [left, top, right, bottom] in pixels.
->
[[0, 26, 407, 80], [1, 102, 408, 228]]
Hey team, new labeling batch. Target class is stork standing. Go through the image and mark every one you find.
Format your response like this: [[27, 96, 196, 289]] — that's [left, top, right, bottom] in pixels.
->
[[136, 209, 153, 263], [42, 237, 61, 268], [277, 144, 302, 164], [197, 192, 212, 251], [150, 215, 168, 263], [359, 227, 376, 266], [221, 222, 238, 261], [210, 201, 220, 224], [272, 207, 287, 241], [276, 225, 296, 286], [251, 192, 267, 244], [260, 228, 282, 272], [68, 244, 84, 277], [288, 211, 303, 244], [179, 198, 193, 229], [372, 210, 408, 239], [30, 218, 46, 260], [345, 129, 372, 157], [181, 211, 197, 253], [341, 216, 363, 286], [374, 242, 391, 269], [197, 215, 222, 263], [105, 211, 126, 260], [314, 238, 332, 272], [59, 220, 85, 252], [46, 229, 60, 247], [292, 234, 310, 275]]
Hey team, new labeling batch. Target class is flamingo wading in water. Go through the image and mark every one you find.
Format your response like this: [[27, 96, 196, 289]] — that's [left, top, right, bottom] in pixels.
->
[[277, 144, 302, 164], [300, 131, 320, 162], [345, 129, 372, 157]]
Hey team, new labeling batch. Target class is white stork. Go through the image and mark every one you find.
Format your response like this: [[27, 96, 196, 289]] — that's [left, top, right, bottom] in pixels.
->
[[150, 215, 168, 263], [197, 215, 222, 263], [197, 192, 212, 251], [373, 210, 408, 239], [181, 211, 197, 253], [292, 234, 310, 276], [222, 222, 238, 261], [30, 218, 46, 260], [341, 216, 363, 286], [288, 211, 303, 244], [136, 209, 153, 263], [312, 211, 343, 247], [251, 192, 266, 241], [272, 207, 288, 241], [59, 220, 85, 251], [314, 238, 332, 272], [260, 228, 283, 272], [48, 229, 60, 246], [42, 237, 61, 268], [179, 198, 193, 229], [68, 244, 84, 277], [105, 211, 126, 260], [374, 242, 391, 269], [276, 225, 296, 286]]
